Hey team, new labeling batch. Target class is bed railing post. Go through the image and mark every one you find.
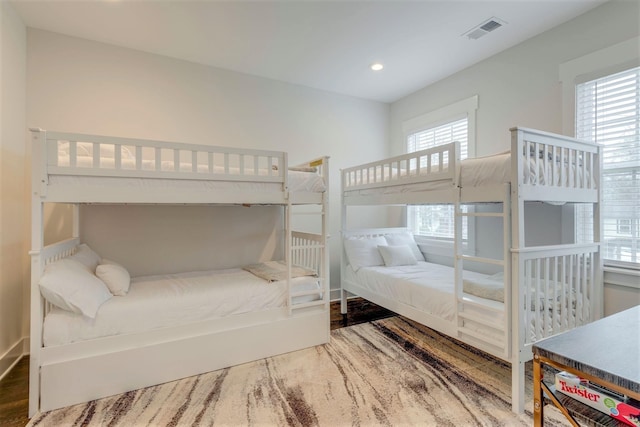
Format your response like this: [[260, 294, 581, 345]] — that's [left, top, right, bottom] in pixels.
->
[[282, 152, 289, 194], [593, 144, 603, 320], [510, 128, 527, 414], [30, 128, 48, 199], [285, 202, 292, 315], [503, 183, 512, 360], [28, 249, 44, 418], [322, 158, 330, 319], [340, 167, 348, 314], [453, 194, 462, 331], [28, 190, 45, 417]]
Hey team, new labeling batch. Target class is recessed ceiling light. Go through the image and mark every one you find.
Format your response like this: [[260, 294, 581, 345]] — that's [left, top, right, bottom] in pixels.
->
[[370, 63, 384, 71]]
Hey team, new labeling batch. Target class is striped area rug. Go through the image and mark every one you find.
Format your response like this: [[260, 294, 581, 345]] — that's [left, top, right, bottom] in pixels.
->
[[27, 316, 569, 426]]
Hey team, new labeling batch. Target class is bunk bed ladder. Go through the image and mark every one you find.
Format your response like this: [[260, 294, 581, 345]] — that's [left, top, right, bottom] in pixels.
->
[[455, 185, 511, 360], [287, 200, 329, 316]]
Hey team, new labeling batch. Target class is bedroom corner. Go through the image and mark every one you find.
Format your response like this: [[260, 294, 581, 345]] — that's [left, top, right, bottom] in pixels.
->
[[0, 0, 27, 382]]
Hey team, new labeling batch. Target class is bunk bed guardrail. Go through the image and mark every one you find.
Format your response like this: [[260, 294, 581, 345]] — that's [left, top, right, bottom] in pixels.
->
[[510, 127, 601, 204], [342, 141, 459, 192], [31, 128, 287, 190], [512, 242, 601, 346]]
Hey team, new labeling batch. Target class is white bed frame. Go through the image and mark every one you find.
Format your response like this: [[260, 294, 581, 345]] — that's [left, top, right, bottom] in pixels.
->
[[340, 127, 602, 413], [29, 129, 330, 415]]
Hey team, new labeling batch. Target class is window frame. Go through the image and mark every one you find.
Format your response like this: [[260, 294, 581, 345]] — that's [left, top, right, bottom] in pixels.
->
[[560, 37, 640, 272], [402, 96, 478, 251]]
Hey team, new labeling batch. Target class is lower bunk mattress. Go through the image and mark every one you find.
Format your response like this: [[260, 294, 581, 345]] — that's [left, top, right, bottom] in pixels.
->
[[43, 268, 321, 347], [344, 261, 589, 342], [343, 261, 495, 322]]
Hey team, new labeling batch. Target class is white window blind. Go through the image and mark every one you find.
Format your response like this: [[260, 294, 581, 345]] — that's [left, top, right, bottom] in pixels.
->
[[407, 117, 468, 159], [576, 66, 640, 267], [407, 118, 468, 239]]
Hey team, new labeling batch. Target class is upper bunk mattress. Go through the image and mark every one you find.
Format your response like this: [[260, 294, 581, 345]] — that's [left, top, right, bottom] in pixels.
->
[[43, 267, 321, 347], [49, 169, 326, 194], [52, 151, 326, 194], [344, 152, 592, 197]]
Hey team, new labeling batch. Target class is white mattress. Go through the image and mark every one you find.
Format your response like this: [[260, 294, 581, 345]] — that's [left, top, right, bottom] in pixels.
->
[[43, 268, 321, 347], [460, 152, 593, 188], [344, 152, 592, 197], [344, 261, 494, 322], [53, 155, 326, 193], [345, 261, 590, 343], [50, 170, 325, 194]]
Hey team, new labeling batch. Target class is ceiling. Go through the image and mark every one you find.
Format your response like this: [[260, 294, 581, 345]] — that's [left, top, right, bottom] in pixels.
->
[[11, 0, 607, 103]]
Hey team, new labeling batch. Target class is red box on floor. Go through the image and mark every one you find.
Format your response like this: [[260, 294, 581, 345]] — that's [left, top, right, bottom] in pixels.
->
[[554, 371, 640, 426]]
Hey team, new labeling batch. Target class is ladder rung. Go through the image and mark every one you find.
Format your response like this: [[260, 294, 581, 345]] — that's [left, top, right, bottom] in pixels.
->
[[291, 211, 325, 216], [459, 297, 504, 313], [458, 326, 505, 349], [457, 255, 504, 266], [457, 212, 504, 217], [291, 300, 326, 310], [458, 311, 503, 328], [290, 289, 323, 298]]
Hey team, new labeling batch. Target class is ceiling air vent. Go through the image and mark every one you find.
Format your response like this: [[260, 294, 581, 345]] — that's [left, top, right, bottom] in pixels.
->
[[463, 17, 507, 40]]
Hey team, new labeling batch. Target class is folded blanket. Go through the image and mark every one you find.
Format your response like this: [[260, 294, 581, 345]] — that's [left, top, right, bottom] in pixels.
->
[[243, 260, 317, 282], [288, 166, 318, 173], [463, 271, 582, 312], [463, 273, 504, 303]]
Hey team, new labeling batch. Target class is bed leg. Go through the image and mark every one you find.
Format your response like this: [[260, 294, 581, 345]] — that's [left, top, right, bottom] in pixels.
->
[[512, 357, 526, 414], [340, 289, 348, 314]]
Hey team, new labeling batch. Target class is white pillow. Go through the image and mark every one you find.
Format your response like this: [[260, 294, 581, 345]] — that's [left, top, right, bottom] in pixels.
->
[[96, 260, 131, 296], [39, 258, 112, 318], [69, 243, 101, 273], [343, 236, 386, 271], [378, 245, 418, 267], [384, 232, 425, 261]]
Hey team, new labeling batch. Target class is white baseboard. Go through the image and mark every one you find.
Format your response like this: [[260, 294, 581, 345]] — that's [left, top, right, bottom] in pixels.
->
[[0, 337, 27, 381]]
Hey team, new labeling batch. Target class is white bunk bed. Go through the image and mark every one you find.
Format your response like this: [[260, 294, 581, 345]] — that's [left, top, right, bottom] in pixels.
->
[[340, 127, 602, 413], [29, 128, 330, 416]]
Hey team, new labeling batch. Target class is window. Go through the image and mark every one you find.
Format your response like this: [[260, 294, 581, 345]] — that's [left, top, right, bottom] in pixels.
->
[[403, 96, 477, 241], [576, 66, 640, 267], [407, 118, 468, 239], [617, 219, 632, 236]]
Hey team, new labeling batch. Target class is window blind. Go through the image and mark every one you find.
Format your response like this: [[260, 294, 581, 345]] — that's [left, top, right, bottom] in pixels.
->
[[407, 118, 468, 239], [407, 117, 468, 159], [576, 66, 640, 267]]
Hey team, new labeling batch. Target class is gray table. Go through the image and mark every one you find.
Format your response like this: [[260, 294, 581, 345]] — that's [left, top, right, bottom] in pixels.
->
[[532, 305, 640, 426]]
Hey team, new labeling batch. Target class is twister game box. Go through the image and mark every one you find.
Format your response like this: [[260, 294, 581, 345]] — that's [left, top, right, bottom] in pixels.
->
[[555, 371, 640, 426]]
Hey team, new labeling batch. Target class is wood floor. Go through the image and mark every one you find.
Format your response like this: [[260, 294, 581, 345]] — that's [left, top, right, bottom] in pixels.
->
[[0, 355, 29, 427], [0, 298, 395, 427]]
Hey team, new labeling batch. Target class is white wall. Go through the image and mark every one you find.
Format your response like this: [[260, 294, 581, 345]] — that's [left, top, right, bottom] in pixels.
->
[[80, 205, 284, 277], [390, 1, 640, 156], [0, 1, 27, 378], [26, 29, 390, 296], [389, 0, 640, 315]]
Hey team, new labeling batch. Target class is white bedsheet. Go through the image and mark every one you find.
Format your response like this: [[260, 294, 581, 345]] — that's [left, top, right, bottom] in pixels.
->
[[53, 156, 326, 193], [43, 268, 321, 347], [460, 153, 593, 188], [344, 261, 493, 322], [50, 171, 325, 194], [346, 261, 590, 343], [344, 152, 592, 197]]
